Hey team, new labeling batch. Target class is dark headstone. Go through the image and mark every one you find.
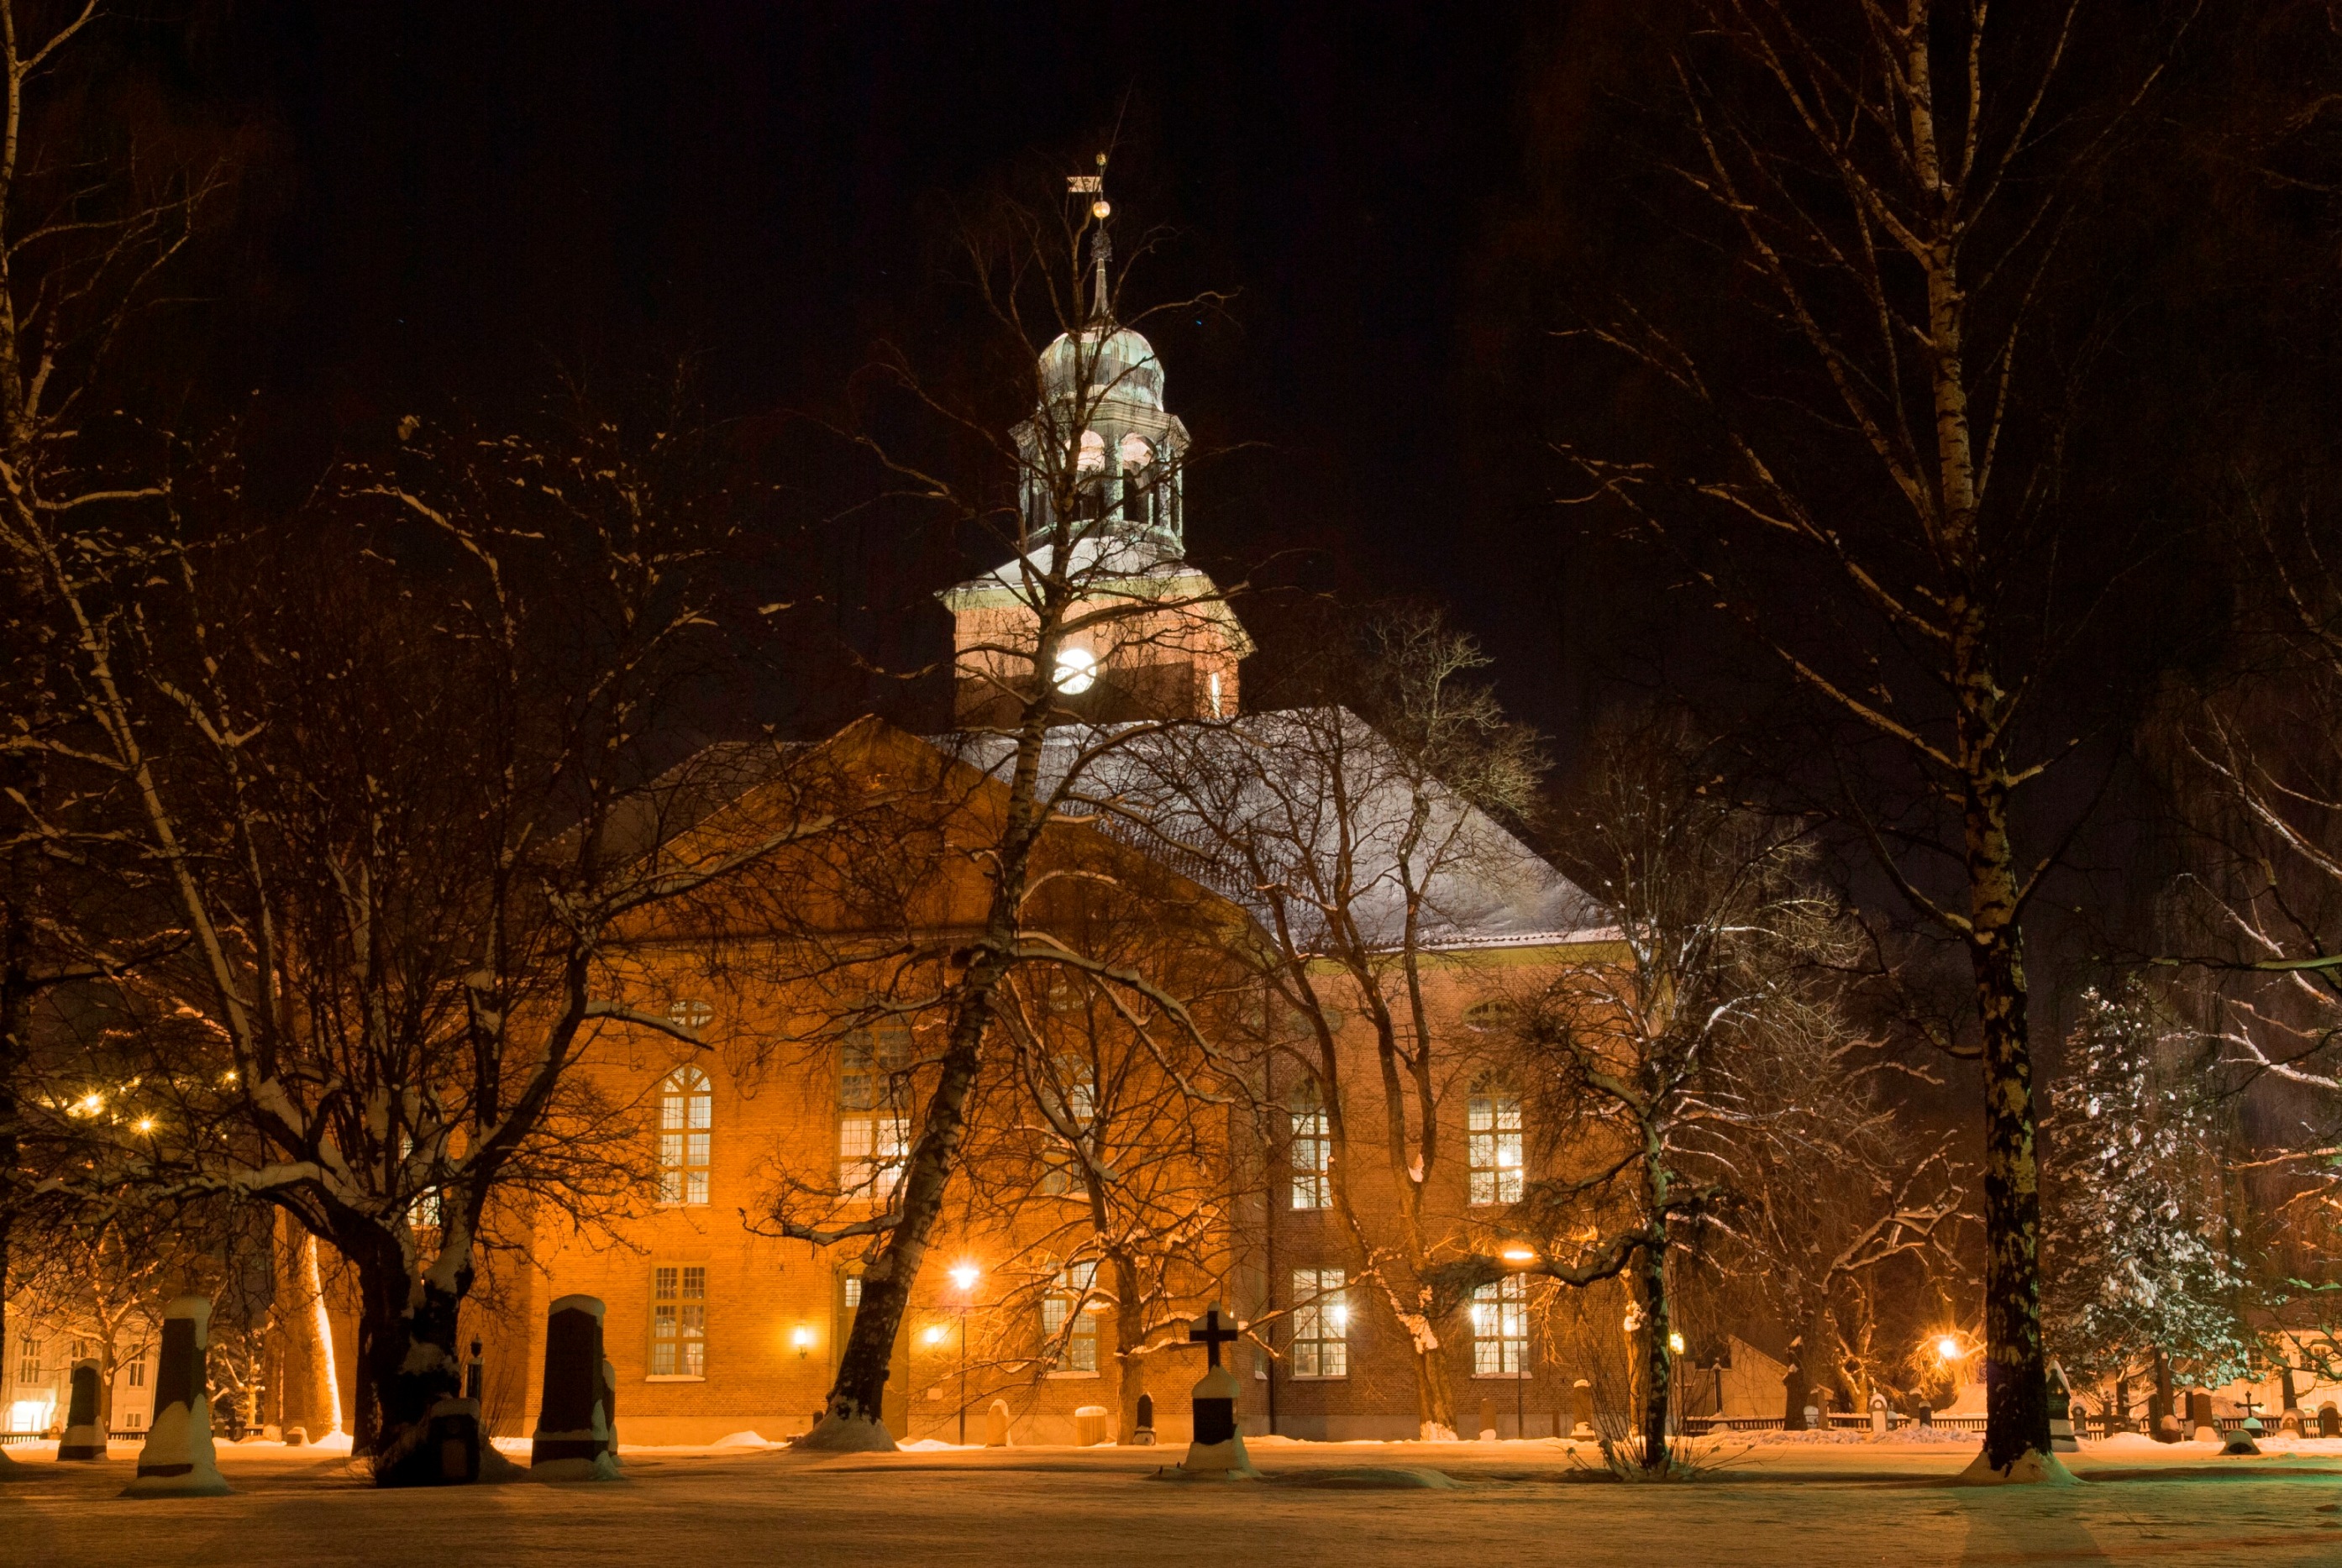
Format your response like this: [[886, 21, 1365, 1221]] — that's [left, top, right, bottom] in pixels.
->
[[1132, 1392, 1156, 1445], [59, 1361, 105, 1460], [465, 1338, 484, 1402], [2188, 1389, 2217, 1442], [2047, 1361, 2077, 1452], [126, 1295, 228, 1496], [1569, 1378, 1594, 1440], [2320, 1403, 2341, 1440], [532, 1295, 617, 1477], [1916, 1403, 1934, 1428]]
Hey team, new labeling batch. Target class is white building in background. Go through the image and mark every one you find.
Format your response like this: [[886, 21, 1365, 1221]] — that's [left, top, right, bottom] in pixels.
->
[[5, 1315, 156, 1437]]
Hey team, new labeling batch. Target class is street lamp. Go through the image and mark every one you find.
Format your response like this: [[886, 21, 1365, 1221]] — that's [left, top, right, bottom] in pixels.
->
[[1500, 1244, 1537, 1439], [949, 1261, 982, 1445], [790, 1324, 814, 1360]]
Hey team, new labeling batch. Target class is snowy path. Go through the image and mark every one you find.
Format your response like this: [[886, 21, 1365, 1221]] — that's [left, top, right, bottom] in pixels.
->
[[8, 1437, 2342, 1566]]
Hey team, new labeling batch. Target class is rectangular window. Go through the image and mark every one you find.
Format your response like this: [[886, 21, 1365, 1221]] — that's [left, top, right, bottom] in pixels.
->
[[1289, 1106, 1331, 1211], [650, 1265, 708, 1378], [840, 1029, 911, 1200], [125, 1409, 143, 1429], [658, 1069, 713, 1206], [1472, 1276, 1529, 1376], [1042, 1261, 1099, 1373], [128, 1357, 146, 1388], [15, 1335, 40, 1386], [842, 1276, 863, 1314], [1468, 1093, 1524, 1206], [1290, 1268, 1348, 1378]]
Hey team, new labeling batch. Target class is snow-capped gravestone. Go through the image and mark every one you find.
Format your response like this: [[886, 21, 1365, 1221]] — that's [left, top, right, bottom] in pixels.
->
[[984, 1398, 1012, 1447], [531, 1295, 619, 1480], [2047, 1364, 2077, 1453], [1479, 1398, 1498, 1442], [125, 1295, 228, 1497], [1174, 1304, 1256, 1480], [1569, 1379, 1594, 1440], [59, 1360, 106, 1460], [1869, 1393, 1889, 1436], [2188, 1390, 2217, 1443], [1132, 1392, 1156, 1445], [1803, 1403, 1822, 1433]]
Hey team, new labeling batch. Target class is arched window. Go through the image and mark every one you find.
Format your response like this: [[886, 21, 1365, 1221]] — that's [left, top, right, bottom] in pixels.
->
[[1075, 429, 1106, 472], [659, 1067, 712, 1205], [1117, 433, 1152, 469]]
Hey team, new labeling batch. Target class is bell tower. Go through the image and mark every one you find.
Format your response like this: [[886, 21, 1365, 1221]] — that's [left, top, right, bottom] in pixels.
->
[[939, 160, 1251, 727]]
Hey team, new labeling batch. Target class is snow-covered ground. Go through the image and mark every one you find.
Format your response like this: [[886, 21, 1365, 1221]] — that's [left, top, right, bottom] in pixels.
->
[[8, 1434, 2342, 1566]]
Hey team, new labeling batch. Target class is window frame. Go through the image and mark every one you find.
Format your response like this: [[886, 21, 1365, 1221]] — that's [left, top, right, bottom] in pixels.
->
[[1289, 1267, 1349, 1379], [1470, 1274, 1531, 1377], [648, 1262, 710, 1382], [1468, 1090, 1525, 1207], [838, 1028, 911, 1202], [1289, 1098, 1331, 1212], [657, 1067, 714, 1207]]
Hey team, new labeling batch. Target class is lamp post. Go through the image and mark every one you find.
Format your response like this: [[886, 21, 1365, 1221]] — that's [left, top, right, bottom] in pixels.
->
[[1500, 1245, 1537, 1440], [948, 1261, 981, 1445]]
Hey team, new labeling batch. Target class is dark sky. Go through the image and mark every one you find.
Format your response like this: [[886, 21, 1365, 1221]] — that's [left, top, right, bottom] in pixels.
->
[[204, 1, 1589, 734]]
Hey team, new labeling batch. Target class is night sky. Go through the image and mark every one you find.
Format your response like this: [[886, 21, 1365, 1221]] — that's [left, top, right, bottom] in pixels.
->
[[193, 2, 1595, 735]]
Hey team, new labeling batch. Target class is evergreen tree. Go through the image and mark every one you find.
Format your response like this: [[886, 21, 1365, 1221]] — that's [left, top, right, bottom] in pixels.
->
[[2044, 982, 2250, 1387]]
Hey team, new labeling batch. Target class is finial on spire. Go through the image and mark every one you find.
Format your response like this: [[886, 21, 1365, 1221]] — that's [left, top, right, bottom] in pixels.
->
[[1069, 152, 1113, 324]]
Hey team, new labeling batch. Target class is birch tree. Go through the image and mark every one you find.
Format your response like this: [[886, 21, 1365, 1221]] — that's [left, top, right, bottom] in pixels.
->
[[1554, 1, 2189, 1474]]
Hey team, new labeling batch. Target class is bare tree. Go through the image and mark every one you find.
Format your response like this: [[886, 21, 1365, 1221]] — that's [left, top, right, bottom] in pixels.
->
[[1149, 606, 1552, 1439], [1498, 714, 1909, 1471], [1554, 1, 2190, 1473], [15, 396, 846, 1478], [0, 0, 234, 1415], [767, 162, 1247, 1450]]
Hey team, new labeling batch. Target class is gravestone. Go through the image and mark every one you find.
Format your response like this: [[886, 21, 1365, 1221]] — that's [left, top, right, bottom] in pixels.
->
[[984, 1398, 1012, 1447], [1074, 1405, 1111, 1446], [466, 1338, 485, 1402], [2319, 1403, 2341, 1440], [1132, 1392, 1156, 1445], [2047, 1361, 2077, 1452], [1569, 1379, 1595, 1440], [531, 1295, 618, 1480], [1916, 1402, 1934, 1429], [125, 1295, 229, 1497], [1869, 1392, 1889, 1437], [1802, 1403, 1822, 1433], [2281, 1406, 2304, 1436], [283, 1425, 307, 1447], [2188, 1389, 2217, 1444], [1174, 1303, 1257, 1480], [2223, 1415, 2263, 1456], [59, 1360, 106, 1460], [1479, 1398, 1498, 1441]]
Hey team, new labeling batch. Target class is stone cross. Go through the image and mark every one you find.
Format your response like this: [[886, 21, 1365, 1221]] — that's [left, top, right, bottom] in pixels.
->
[[1174, 1301, 1256, 1479], [1189, 1305, 1239, 1371], [126, 1294, 228, 1496], [59, 1360, 105, 1460]]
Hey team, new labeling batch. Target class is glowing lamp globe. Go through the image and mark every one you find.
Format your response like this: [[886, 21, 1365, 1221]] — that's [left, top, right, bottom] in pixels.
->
[[948, 1262, 981, 1293], [1936, 1335, 1961, 1361], [1053, 647, 1097, 695], [923, 1324, 946, 1346]]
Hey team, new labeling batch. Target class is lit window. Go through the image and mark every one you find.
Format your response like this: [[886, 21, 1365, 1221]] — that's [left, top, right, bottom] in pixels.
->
[[659, 1067, 713, 1205], [1289, 1092, 1331, 1211], [1042, 1261, 1099, 1372], [1117, 433, 1152, 468], [15, 1335, 40, 1386], [128, 1356, 146, 1388], [1468, 1092, 1524, 1206], [668, 998, 714, 1032], [1472, 1276, 1528, 1376], [839, 1030, 910, 1201], [651, 1265, 708, 1377], [1291, 1269, 1347, 1377], [1076, 429, 1106, 472], [842, 1276, 863, 1314]]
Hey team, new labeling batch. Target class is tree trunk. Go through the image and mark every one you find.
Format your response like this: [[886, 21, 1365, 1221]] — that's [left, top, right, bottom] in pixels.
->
[[276, 1217, 344, 1438], [810, 952, 1002, 1450], [1111, 1252, 1147, 1445], [347, 1231, 467, 1483], [1967, 819, 2050, 1471], [1409, 1320, 1459, 1441], [1637, 1237, 1673, 1471]]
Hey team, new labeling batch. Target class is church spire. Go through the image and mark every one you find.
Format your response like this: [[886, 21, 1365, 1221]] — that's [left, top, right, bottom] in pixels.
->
[[1070, 153, 1112, 324]]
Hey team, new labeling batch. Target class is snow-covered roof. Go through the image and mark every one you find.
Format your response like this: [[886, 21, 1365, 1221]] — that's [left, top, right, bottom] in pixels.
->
[[937, 709, 1609, 954]]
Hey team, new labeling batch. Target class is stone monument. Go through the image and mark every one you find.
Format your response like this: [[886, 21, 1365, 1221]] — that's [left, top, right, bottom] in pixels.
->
[[59, 1360, 106, 1460], [1132, 1392, 1156, 1445], [1569, 1379, 1595, 1440], [1174, 1303, 1256, 1480], [530, 1295, 618, 1480], [124, 1295, 229, 1496], [1869, 1392, 1889, 1436], [2188, 1389, 2218, 1444], [2047, 1361, 2077, 1453], [984, 1398, 1012, 1447]]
